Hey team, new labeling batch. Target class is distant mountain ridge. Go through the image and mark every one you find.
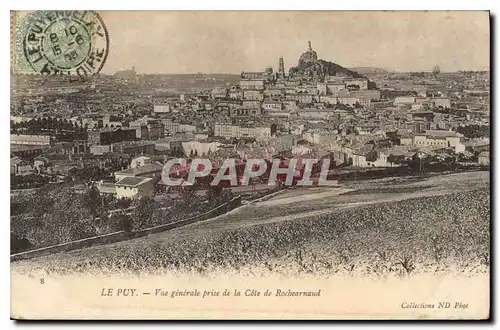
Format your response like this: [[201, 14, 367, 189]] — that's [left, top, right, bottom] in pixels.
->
[[348, 67, 395, 74]]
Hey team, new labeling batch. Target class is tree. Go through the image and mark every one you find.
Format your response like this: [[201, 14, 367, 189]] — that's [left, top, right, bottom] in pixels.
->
[[11, 233, 34, 254], [130, 197, 159, 229], [206, 185, 222, 200], [86, 185, 102, 217], [387, 154, 396, 166], [116, 213, 133, 233], [19, 185, 95, 246], [114, 197, 132, 209], [433, 65, 441, 75]]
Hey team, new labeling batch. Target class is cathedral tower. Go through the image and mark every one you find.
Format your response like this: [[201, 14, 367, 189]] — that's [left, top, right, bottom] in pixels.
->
[[278, 56, 285, 78]]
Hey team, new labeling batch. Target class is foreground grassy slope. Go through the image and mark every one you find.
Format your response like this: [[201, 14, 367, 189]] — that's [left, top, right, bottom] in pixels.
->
[[13, 184, 490, 278]]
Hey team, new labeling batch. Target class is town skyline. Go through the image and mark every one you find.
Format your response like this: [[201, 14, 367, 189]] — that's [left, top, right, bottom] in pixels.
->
[[98, 11, 490, 75]]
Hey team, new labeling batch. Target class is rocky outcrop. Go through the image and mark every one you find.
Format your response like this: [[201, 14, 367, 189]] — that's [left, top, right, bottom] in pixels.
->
[[289, 41, 364, 81], [290, 59, 364, 80]]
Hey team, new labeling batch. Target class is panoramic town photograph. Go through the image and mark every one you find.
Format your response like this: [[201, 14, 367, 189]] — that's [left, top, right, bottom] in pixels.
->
[[10, 11, 490, 319]]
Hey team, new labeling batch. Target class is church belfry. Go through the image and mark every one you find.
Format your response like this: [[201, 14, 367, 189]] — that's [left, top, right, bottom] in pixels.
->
[[308, 41, 312, 51], [278, 56, 285, 78]]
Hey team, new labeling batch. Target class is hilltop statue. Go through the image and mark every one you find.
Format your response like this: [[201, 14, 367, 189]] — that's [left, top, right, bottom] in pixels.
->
[[290, 41, 365, 82], [299, 41, 318, 64]]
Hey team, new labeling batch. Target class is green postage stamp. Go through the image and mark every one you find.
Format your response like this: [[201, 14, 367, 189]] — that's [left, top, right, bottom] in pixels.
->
[[11, 10, 109, 76]]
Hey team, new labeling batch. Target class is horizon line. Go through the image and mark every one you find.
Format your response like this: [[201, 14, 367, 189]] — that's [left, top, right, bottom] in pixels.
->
[[11, 69, 491, 77]]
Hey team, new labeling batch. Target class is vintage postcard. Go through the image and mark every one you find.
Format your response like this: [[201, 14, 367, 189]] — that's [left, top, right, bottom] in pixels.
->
[[10, 11, 490, 320]]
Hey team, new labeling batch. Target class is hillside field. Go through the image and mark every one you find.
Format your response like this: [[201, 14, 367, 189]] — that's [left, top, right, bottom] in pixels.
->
[[12, 172, 490, 279]]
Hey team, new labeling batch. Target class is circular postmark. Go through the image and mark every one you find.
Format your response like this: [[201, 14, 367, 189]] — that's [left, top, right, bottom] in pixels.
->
[[21, 11, 109, 76]]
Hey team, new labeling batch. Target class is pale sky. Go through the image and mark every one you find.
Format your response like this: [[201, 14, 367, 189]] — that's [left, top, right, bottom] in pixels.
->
[[97, 11, 490, 74]]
